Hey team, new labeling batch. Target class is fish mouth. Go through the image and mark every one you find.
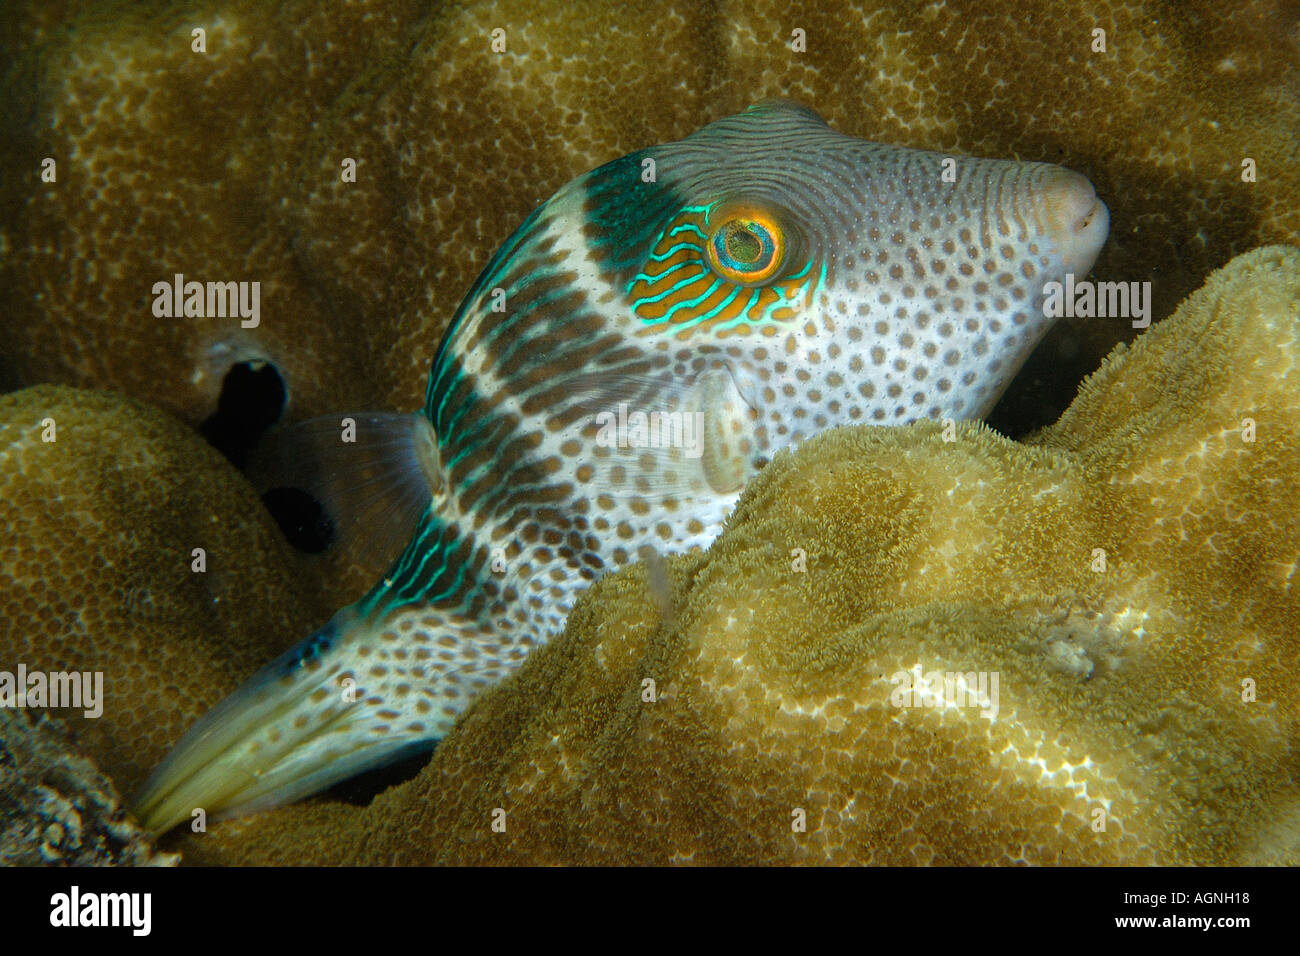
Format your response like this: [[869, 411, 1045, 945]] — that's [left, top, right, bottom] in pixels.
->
[[1039, 168, 1110, 277]]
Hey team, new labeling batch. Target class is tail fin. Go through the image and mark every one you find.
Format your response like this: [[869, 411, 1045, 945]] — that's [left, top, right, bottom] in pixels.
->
[[132, 600, 500, 835]]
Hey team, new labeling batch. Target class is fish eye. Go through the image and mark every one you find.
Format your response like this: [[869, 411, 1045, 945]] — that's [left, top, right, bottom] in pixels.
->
[[705, 206, 786, 286]]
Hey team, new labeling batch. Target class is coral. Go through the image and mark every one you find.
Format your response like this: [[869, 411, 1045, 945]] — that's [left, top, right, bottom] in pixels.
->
[[0, 709, 176, 866], [1, 0, 1296, 438], [0, 385, 330, 799], [163, 245, 1300, 865]]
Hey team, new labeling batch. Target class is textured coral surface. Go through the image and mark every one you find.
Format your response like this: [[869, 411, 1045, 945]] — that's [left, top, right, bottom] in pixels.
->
[[158, 245, 1300, 865], [0, 386, 331, 797], [1, 0, 1296, 436]]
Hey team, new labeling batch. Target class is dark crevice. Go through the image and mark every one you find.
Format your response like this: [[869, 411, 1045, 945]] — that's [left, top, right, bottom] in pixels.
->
[[325, 743, 437, 806], [199, 360, 287, 469], [986, 322, 1100, 439], [261, 487, 335, 553]]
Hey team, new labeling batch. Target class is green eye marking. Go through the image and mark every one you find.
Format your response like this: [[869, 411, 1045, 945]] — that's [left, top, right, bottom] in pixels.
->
[[627, 200, 818, 333]]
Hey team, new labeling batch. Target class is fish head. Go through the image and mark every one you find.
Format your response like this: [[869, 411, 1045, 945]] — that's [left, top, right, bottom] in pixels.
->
[[568, 99, 1110, 422]]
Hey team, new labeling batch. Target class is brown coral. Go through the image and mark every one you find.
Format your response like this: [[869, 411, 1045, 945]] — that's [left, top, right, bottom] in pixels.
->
[[0, 385, 331, 798], [1, 0, 1296, 437], [162, 245, 1300, 865]]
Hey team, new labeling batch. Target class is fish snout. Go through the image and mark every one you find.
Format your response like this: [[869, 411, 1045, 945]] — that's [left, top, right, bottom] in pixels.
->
[[1037, 168, 1109, 277]]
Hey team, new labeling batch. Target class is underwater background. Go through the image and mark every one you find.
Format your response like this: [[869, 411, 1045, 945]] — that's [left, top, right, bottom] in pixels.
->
[[1, 0, 1298, 865]]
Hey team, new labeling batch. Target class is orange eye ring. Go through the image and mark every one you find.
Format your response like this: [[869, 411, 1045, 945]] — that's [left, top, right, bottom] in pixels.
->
[[705, 206, 786, 286]]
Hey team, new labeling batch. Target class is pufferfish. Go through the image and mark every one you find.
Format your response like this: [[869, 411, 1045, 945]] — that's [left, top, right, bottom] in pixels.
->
[[134, 101, 1108, 833]]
